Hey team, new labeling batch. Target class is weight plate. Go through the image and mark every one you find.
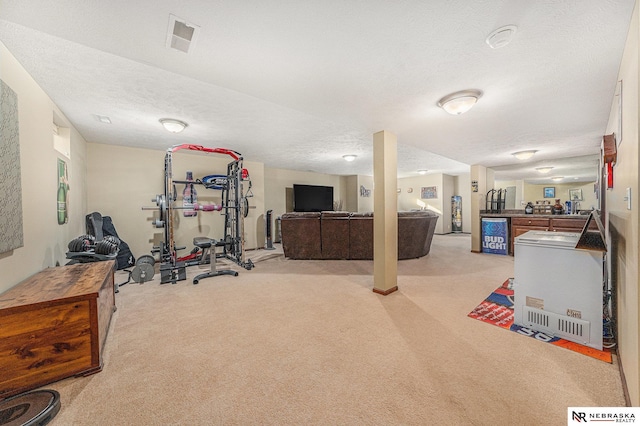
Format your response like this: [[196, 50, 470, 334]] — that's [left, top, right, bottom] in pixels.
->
[[136, 254, 156, 266], [243, 197, 249, 218], [0, 389, 60, 426], [103, 235, 121, 247], [67, 237, 87, 252], [78, 234, 95, 243], [131, 263, 155, 283], [95, 240, 117, 255]]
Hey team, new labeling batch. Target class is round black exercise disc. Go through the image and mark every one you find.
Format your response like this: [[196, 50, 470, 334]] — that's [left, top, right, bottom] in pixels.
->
[[0, 389, 61, 426]]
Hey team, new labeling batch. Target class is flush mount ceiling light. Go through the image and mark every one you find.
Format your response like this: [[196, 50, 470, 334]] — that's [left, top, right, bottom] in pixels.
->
[[159, 118, 188, 133], [512, 150, 538, 160], [418, 170, 428, 175], [342, 154, 357, 162], [437, 89, 483, 115], [551, 176, 564, 182], [486, 25, 518, 49], [535, 166, 554, 174], [93, 114, 111, 124]]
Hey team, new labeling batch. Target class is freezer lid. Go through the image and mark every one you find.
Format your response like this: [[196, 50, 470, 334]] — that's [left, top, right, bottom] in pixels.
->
[[514, 230, 579, 248]]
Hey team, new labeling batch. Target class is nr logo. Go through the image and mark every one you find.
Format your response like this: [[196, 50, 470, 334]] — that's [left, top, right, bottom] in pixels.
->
[[572, 411, 587, 422]]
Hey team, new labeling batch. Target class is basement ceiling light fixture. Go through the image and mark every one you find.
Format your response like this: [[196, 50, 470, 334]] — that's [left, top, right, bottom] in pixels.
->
[[342, 154, 357, 162], [552, 176, 564, 182], [418, 170, 428, 175], [512, 150, 537, 160], [160, 118, 188, 133], [535, 166, 554, 174], [486, 25, 518, 49], [437, 89, 483, 115], [93, 114, 111, 124]]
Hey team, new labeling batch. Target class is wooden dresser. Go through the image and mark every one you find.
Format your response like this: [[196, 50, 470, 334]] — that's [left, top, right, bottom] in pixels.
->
[[0, 261, 116, 398]]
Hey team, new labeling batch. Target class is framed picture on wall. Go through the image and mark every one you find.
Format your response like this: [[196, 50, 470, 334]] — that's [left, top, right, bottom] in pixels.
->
[[616, 79, 623, 147], [544, 187, 555, 198], [421, 186, 437, 199], [569, 189, 583, 201]]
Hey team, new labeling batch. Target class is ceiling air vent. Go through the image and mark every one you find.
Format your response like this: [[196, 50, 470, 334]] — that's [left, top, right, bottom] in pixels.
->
[[166, 14, 200, 54]]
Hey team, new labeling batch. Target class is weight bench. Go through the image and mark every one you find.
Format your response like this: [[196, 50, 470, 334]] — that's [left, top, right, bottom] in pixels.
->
[[192, 237, 238, 284]]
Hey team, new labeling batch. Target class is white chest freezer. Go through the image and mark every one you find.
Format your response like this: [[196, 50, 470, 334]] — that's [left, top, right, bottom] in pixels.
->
[[513, 231, 603, 350]]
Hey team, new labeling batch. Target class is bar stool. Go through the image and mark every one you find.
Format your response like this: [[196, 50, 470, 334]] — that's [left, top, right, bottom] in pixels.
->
[[192, 237, 238, 284]]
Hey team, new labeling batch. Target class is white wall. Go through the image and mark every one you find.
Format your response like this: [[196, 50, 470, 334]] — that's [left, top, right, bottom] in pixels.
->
[[357, 175, 374, 212], [398, 174, 446, 233], [0, 42, 88, 293], [494, 179, 524, 208], [442, 174, 454, 234], [604, 0, 639, 405], [345, 175, 358, 212]]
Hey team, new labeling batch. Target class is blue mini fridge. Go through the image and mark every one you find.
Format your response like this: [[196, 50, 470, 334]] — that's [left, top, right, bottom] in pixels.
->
[[481, 218, 509, 255]]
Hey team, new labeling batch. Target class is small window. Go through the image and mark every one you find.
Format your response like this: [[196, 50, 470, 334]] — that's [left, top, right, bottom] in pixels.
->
[[53, 123, 70, 159]]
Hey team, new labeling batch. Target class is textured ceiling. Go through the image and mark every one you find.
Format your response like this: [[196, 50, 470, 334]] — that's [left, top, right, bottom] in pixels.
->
[[0, 1, 634, 181]]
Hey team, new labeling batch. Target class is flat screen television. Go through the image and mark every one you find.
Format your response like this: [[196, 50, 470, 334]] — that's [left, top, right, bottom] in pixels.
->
[[293, 184, 334, 212]]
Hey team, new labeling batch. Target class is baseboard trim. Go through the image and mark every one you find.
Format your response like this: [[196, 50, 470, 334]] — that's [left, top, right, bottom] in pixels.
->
[[616, 348, 632, 406], [373, 286, 398, 296]]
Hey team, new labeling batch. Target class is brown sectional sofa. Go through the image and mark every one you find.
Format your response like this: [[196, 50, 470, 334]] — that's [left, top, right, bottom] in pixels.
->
[[280, 210, 439, 260]]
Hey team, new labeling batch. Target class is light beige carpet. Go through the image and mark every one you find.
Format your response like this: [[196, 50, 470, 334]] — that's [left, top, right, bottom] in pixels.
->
[[45, 234, 625, 425]]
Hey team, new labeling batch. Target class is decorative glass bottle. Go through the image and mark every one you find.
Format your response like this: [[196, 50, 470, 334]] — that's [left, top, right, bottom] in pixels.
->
[[57, 160, 68, 224]]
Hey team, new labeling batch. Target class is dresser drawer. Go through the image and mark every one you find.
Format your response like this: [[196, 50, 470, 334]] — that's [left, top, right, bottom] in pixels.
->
[[550, 218, 589, 230], [512, 217, 550, 227]]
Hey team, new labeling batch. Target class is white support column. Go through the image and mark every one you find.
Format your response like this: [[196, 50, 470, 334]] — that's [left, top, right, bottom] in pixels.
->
[[373, 130, 398, 295]]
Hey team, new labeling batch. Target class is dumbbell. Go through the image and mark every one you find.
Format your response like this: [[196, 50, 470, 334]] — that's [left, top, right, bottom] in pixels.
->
[[67, 235, 120, 255]]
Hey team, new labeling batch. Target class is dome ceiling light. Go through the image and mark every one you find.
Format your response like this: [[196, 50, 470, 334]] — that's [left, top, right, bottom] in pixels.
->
[[418, 169, 428, 175], [552, 176, 564, 182], [486, 25, 518, 49], [512, 150, 538, 160], [437, 89, 483, 115], [159, 118, 188, 133], [535, 167, 554, 174], [342, 154, 357, 162]]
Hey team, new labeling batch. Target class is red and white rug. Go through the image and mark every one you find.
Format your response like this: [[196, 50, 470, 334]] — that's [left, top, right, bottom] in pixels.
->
[[468, 279, 612, 363]]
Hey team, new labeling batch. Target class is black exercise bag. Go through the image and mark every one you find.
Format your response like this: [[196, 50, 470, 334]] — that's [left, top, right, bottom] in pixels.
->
[[86, 212, 135, 270]]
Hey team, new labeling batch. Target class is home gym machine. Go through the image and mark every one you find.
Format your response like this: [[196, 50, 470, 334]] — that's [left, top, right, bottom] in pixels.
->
[[143, 144, 254, 284]]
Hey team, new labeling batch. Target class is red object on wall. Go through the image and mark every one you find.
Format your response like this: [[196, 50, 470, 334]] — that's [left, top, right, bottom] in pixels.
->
[[603, 134, 617, 165], [602, 134, 616, 189]]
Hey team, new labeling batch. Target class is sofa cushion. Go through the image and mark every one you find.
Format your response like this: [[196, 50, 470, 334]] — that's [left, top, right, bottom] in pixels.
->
[[281, 212, 322, 259], [321, 212, 350, 259], [349, 212, 373, 260]]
